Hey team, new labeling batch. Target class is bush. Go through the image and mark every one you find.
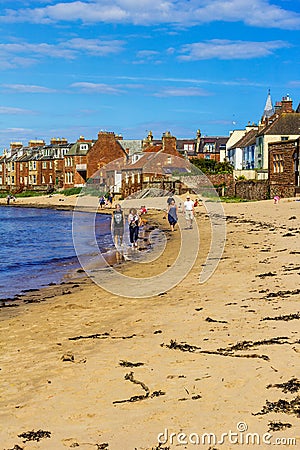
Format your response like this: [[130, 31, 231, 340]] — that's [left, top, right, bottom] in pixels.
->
[[15, 191, 46, 198], [60, 187, 82, 196], [190, 158, 233, 174]]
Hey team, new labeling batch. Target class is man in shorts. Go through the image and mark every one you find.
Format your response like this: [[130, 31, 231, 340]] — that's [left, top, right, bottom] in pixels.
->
[[183, 195, 194, 229]]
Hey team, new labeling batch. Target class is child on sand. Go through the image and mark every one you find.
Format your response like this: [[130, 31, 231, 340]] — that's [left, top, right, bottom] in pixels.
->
[[274, 195, 280, 204]]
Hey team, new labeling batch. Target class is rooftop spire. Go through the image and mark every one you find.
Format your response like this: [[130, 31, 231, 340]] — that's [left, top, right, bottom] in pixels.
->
[[263, 89, 275, 119]]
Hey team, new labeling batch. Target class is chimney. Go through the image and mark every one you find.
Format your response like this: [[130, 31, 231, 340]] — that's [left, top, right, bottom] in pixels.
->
[[28, 139, 45, 148], [10, 142, 23, 151], [51, 137, 68, 145], [162, 131, 177, 155], [281, 95, 293, 113]]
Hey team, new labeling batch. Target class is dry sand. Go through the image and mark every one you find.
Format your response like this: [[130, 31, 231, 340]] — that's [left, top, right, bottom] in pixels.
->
[[0, 195, 300, 449]]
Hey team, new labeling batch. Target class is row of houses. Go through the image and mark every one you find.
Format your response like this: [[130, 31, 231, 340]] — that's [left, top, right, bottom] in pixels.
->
[[0, 92, 299, 198], [227, 94, 300, 173], [0, 129, 228, 195], [226, 93, 300, 197]]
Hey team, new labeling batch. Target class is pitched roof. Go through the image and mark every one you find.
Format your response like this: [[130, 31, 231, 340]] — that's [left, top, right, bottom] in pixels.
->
[[67, 141, 93, 156], [122, 149, 189, 172], [232, 128, 258, 148], [117, 139, 143, 155], [257, 113, 300, 136]]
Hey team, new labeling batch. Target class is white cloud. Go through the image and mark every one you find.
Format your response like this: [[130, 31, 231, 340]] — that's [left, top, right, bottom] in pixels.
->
[[136, 50, 159, 58], [63, 38, 124, 55], [0, 56, 37, 69], [154, 87, 211, 97], [0, 106, 33, 114], [178, 39, 290, 61], [0, 0, 299, 29], [0, 38, 125, 69], [289, 80, 300, 87], [70, 82, 123, 94], [2, 84, 56, 93]]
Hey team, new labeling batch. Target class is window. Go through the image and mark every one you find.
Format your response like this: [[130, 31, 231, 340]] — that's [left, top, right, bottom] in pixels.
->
[[80, 144, 88, 151], [65, 157, 73, 167], [0, 177, 2, 185], [42, 175, 45, 184], [11, 176, 15, 184], [49, 161, 52, 169], [281, 136, 289, 141], [11, 162, 15, 171], [183, 143, 194, 151], [32, 175, 36, 184], [0, 165, 2, 172], [273, 153, 284, 173], [42, 161, 47, 169], [20, 163, 23, 171], [204, 143, 215, 153], [49, 175, 53, 184]]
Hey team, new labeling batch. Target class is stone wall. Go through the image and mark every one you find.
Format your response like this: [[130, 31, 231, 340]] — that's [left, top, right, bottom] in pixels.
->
[[234, 180, 270, 200], [207, 173, 235, 197]]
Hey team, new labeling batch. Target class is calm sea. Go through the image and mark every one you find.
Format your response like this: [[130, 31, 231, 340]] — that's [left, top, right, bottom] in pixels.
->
[[0, 206, 112, 300]]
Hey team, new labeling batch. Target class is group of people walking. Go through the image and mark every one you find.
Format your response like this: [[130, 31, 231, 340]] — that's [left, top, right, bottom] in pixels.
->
[[110, 192, 197, 252], [111, 204, 143, 249], [166, 192, 196, 231]]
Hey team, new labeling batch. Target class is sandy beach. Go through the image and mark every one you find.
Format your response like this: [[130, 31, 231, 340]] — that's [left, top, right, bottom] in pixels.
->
[[0, 194, 300, 449]]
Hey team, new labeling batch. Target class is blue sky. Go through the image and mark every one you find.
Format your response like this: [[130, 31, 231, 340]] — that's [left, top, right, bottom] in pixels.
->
[[0, 0, 300, 150]]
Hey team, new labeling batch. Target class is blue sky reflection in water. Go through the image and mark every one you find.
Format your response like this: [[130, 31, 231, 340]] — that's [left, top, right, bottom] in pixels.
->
[[0, 206, 112, 300]]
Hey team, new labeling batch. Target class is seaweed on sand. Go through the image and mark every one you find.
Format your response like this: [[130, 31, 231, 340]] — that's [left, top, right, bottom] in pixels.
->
[[113, 372, 165, 404], [267, 378, 300, 394]]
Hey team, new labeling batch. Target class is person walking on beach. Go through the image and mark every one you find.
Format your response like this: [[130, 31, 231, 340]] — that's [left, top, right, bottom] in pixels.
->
[[128, 208, 140, 247], [107, 192, 113, 208], [99, 195, 106, 208], [184, 194, 194, 229], [111, 203, 125, 248], [167, 199, 178, 231], [167, 189, 175, 207]]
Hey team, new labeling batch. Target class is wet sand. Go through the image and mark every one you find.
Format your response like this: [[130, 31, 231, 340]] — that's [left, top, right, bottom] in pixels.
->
[[0, 196, 300, 449]]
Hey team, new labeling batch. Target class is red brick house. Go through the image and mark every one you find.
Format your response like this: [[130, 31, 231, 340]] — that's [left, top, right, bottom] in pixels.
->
[[121, 132, 187, 197], [86, 131, 127, 180]]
